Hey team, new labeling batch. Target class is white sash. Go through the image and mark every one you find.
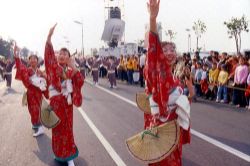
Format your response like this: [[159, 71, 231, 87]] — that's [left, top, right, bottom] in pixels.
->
[[29, 74, 47, 91], [49, 80, 73, 105]]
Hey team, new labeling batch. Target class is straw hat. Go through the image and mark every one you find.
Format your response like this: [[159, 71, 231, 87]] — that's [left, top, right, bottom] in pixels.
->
[[136, 92, 151, 114], [22, 91, 28, 106], [126, 120, 180, 164], [40, 99, 60, 129]]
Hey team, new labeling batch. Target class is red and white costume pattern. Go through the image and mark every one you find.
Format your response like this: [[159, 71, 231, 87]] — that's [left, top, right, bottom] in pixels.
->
[[15, 57, 46, 129], [44, 41, 84, 162], [144, 32, 191, 166]]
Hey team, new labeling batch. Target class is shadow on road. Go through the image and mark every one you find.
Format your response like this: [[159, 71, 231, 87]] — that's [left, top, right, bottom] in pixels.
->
[[183, 157, 201, 166], [1, 88, 22, 96], [33, 134, 88, 166], [33, 134, 56, 165]]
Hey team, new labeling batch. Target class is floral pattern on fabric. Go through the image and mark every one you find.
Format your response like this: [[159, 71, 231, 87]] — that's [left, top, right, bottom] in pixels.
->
[[15, 57, 44, 128], [44, 41, 84, 161], [143, 32, 191, 166]]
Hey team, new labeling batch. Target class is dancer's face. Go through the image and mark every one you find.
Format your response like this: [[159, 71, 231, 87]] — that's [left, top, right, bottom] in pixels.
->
[[58, 50, 70, 65], [29, 56, 38, 68], [162, 44, 177, 65]]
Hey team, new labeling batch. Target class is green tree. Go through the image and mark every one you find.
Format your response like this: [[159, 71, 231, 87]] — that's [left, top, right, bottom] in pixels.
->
[[0, 37, 14, 58], [192, 20, 207, 51], [224, 15, 249, 53], [20, 47, 30, 58], [165, 29, 177, 42]]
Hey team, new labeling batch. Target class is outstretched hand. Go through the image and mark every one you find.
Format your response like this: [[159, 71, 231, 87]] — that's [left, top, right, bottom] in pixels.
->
[[147, 0, 160, 20], [72, 49, 77, 56], [185, 76, 194, 98], [67, 57, 77, 70], [47, 23, 57, 43], [13, 43, 20, 58]]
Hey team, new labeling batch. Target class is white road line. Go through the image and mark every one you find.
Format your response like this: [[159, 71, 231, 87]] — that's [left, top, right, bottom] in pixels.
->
[[77, 107, 127, 166], [191, 130, 250, 162], [86, 79, 250, 163]]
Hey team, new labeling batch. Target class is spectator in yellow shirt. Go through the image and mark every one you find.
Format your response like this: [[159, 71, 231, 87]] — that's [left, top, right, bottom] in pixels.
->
[[209, 62, 220, 84], [208, 62, 220, 100], [216, 64, 228, 103], [126, 56, 133, 84], [132, 56, 139, 71]]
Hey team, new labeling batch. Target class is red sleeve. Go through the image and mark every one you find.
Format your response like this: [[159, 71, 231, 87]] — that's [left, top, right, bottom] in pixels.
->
[[72, 71, 84, 107], [144, 32, 174, 116], [44, 42, 62, 92], [144, 32, 159, 93], [14, 57, 32, 89], [144, 32, 162, 112]]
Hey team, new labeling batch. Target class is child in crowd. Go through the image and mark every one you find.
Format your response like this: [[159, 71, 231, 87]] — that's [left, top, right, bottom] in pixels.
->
[[208, 62, 220, 100], [216, 64, 229, 103], [200, 64, 209, 98], [195, 62, 203, 97]]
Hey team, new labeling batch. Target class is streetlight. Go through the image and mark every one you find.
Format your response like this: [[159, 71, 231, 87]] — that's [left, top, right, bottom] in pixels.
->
[[186, 28, 191, 53], [74, 20, 84, 56]]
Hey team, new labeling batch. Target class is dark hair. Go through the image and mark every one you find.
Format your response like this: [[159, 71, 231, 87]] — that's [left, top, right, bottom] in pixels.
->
[[203, 63, 208, 67], [60, 48, 71, 57], [161, 42, 176, 50], [214, 51, 219, 56], [222, 52, 228, 56], [28, 54, 39, 61], [212, 62, 217, 66]]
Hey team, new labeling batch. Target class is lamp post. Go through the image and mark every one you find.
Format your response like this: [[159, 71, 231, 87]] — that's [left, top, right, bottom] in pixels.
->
[[74, 20, 84, 56], [186, 28, 191, 53]]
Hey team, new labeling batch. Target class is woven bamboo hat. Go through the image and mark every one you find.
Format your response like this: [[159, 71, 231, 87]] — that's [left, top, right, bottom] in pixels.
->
[[126, 120, 180, 164], [40, 99, 60, 129], [22, 91, 28, 106], [136, 92, 151, 114]]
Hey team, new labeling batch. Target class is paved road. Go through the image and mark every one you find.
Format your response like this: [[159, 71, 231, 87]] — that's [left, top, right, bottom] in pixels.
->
[[0, 75, 250, 166]]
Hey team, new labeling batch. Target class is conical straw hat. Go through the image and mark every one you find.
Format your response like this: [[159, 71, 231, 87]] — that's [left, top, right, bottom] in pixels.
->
[[126, 120, 180, 164], [40, 99, 60, 129], [22, 91, 28, 106], [136, 92, 151, 114]]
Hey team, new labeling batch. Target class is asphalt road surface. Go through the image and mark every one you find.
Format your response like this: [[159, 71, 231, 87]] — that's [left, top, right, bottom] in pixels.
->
[[0, 75, 250, 166]]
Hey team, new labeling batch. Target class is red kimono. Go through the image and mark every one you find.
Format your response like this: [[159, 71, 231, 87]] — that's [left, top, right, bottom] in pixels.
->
[[44, 42, 84, 162], [143, 32, 191, 166], [15, 57, 44, 129]]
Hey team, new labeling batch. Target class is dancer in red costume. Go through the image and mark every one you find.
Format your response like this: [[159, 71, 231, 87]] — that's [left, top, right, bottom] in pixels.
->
[[14, 44, 47, 137], [144, 0, 194, 165], [45, 24, 84, 166]]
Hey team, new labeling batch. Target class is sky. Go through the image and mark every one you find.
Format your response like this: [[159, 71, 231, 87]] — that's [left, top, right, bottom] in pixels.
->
[[0, 0, 249, 57]]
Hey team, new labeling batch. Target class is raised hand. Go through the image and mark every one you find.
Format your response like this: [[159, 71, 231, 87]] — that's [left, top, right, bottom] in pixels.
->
[[147, 0, 160, 33], [67, 57, 77, 70], [147, 0, 160, 20], [47, 23, 57, 43], [185, 76, 194, 98], [13, 43, 20, 58], [72, 49, 77, 56]]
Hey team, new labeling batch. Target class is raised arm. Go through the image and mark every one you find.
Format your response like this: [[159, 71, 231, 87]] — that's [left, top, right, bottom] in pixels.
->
[[14, 44, 25, 70], [45, 23, 58, 75], [14, 43, 31, 88], [147, 0, 160, 34], [44, 24, 62, 91]]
